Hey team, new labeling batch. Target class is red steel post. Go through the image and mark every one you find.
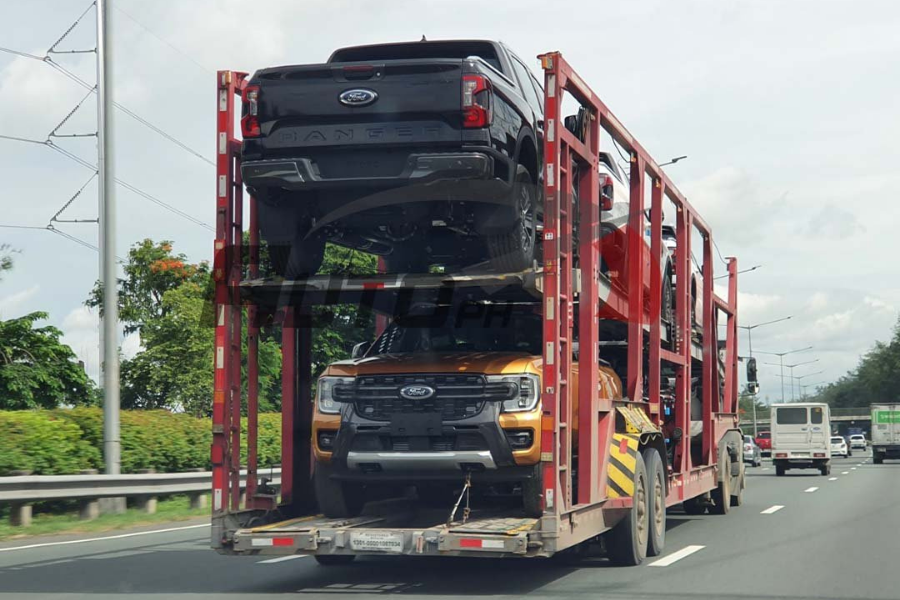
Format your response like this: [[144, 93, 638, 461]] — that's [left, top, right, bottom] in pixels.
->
[[648, 179, 664, 423], [701, 236, 715, 464], [675, 209, 693, 473], [626, 154, 646, 402]]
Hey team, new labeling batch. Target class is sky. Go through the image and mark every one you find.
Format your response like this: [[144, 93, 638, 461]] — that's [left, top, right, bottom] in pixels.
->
[[1, 0, 898, 403]]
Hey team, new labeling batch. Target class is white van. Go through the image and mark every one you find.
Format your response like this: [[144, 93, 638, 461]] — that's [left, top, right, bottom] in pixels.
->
[[771, 403, 831, 476]]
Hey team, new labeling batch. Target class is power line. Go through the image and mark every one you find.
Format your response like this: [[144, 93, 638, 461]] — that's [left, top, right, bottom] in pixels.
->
[[45, 60, 215, 166], [49, 87, 97, 138], [113, 5, 213, 74], [0, 47, 45, 61], [51, 172, 98, 223]]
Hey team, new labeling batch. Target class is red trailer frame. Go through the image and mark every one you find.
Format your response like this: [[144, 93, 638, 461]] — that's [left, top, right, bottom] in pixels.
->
[[211, 52, 740, 555]]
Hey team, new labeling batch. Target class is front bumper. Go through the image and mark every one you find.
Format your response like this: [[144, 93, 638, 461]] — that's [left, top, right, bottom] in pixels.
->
[[242, 151, 497, 191]]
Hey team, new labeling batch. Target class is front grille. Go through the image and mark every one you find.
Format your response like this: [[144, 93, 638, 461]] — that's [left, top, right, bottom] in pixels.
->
[[334, 374, 512, 422]]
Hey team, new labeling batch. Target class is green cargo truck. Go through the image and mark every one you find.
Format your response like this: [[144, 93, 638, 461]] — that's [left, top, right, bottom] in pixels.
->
[[871, 404, 900, 464]]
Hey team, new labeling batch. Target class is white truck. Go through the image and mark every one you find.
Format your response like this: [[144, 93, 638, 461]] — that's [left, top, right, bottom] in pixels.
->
[[771, 403, 831, 476], [871, 403, 900, 464]]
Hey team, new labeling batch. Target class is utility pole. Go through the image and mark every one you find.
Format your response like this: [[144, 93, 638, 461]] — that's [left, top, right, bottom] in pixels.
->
[[756, 346, 813, 403], [739, 316, 792, 437], [97, 0, 120, 491]]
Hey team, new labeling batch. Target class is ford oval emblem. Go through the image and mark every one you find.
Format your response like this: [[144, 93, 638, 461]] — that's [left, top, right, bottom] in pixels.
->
[[399, 385, 435, 400], [339, 88, 378, 107]]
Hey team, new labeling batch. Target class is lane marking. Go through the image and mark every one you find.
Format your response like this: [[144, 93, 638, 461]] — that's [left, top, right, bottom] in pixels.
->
[[648, 545, 705, 567], [258, 554, 307, 564], [0, 523, 210, 553], [761, 467, 770, 471], [828, 477, 838, 481], [804, 487, 819, 493], [851, 467, 857, 471], [842, 471, 850, 475], [761, 505, 784, 514]]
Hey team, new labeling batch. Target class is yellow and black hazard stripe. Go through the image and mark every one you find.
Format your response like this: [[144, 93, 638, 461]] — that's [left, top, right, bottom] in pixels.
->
[[606, 433, 640, 498]]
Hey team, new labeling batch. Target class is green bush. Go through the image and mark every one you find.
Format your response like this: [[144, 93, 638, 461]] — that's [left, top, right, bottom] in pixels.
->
[[0, 411, 101, 475], [1, 408, 283, 475]]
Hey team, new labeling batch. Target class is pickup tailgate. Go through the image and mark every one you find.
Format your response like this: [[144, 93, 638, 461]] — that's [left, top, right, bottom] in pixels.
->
[[247, 60, 466, 178]]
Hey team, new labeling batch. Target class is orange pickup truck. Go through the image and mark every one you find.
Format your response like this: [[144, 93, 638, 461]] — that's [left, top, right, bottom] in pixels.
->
[[311, 306, 624, 518]]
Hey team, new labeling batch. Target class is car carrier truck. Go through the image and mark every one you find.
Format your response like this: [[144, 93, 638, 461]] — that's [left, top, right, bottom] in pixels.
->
[[871, 403, 900, 464], [210, 50, 745, 567]]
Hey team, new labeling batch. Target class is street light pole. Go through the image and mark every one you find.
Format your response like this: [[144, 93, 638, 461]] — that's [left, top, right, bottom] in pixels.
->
[[96, 0, 120, 485], [756, 346, 813, 403], [738, 315, 792, 436]]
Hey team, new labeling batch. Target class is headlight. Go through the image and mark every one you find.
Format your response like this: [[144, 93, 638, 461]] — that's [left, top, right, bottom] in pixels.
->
[[486, 374, 540, 412], [316, 376, 355, 414]]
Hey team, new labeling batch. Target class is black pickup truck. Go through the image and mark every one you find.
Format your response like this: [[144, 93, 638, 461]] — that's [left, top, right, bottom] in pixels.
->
[[240, 39, 545, 276]]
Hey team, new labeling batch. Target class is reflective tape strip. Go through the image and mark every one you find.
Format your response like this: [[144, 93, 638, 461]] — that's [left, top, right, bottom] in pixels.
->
[[219, 132, 227, 154], [547, 119, 554, 142]]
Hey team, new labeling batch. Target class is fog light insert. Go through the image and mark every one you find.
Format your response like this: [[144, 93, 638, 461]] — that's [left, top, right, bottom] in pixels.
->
[[505, 429, 534, 450], [317, 430, 337, 450]]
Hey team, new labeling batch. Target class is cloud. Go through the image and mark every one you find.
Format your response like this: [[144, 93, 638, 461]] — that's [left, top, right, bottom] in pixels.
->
[[0, 285, 40, 319], [60, 306, 100, 382], [803, 204, 865, 240], [680, 167, 785, 245]]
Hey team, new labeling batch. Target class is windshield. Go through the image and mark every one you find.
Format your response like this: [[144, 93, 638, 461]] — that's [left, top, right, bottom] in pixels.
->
[[330, 40, 504, 72], [831, 437, 843, 443], [369, 310, 542, 355]]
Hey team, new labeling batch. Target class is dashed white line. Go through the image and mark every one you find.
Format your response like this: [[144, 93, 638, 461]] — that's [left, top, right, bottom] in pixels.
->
[[0, 523, 210, 553], [648, 545, 705, 567], [258, 554, 307, 564], [828, 477, 838, 481], [842, 471, 850, 475], [761, 505, 784, 514], [804, 487, 819, 493], [851, 467, 857, 471], [761, 467, 770, 471]]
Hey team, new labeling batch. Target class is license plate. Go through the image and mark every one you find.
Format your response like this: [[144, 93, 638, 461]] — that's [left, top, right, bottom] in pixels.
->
[[350, 531, 404, 553], [791, 452, 810, 457]]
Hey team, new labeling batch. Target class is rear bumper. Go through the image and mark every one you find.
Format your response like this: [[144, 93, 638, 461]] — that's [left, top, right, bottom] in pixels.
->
[[241, 149, 505, 191], [873, 445, 900, 458]]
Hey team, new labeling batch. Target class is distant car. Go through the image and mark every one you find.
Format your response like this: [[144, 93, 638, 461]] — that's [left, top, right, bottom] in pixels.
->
[[830, 436, 849, 458], [755, 431, 772, 456], [849, 434, 867, 450], [743, 435, 762, 467]]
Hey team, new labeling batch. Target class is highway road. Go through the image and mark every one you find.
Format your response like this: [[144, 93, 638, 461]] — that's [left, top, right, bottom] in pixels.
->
[[1, 450, 896, 600]]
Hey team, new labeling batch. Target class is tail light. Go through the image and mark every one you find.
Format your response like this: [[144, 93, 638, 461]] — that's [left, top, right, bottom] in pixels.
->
[[775, 452, 787, 458], [600, 175, 614, 210], [813, 452, 826, 458], [462, 74, 492, 128], [241, 85, 261, 138]]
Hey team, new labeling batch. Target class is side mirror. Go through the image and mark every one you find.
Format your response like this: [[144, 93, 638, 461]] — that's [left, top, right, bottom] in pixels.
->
[[350, 341, 371, 359], [747, 382, 759, 395], [746, 357, 758, 382], [600, 185, 614, 211]]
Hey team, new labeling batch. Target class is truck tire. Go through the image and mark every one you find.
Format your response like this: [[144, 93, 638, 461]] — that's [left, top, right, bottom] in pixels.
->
[[606, 452, 649, 566], [314, 463, 364, 518], [709, 460, 732, 515], [270, 234, 326, 279], [874, 456, 883, 464], [820, 463, 831, 476], [486, 168, 537, 273], [642, 448, 666, 557], [731, 462, 745, 507], [521, 464, 543, 518], [775, 464, 786, 476], [314, 555, 356, 566]]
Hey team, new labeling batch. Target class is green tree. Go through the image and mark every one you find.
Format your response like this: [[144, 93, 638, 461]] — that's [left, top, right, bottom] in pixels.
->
[[87, 239, 209, 335], [0, 311, 93, 409], [814, 315, 900, 408], [0, 244, 14, 279]]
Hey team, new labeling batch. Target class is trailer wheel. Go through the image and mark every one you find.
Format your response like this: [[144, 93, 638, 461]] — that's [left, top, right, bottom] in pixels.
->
[[642, 448, 666, 557], [314, 463, 364, 518], [709, 462, 732, 515], [314, 555, 356, 566], [731, 462, 745, 507], [270, 234, 326, 279], [486, 168, 537, 272], [606, 452, 648, 566]]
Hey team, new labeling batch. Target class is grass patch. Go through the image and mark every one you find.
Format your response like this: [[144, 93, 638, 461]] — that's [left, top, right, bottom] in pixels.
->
[[0, 495, 209, 542]]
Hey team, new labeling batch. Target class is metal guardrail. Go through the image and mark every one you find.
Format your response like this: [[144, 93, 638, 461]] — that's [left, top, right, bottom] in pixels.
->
[[0, 468, 281, 503]]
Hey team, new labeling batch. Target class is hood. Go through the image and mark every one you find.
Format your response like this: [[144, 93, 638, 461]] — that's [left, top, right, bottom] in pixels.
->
[[325, 351, 540, 377]]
